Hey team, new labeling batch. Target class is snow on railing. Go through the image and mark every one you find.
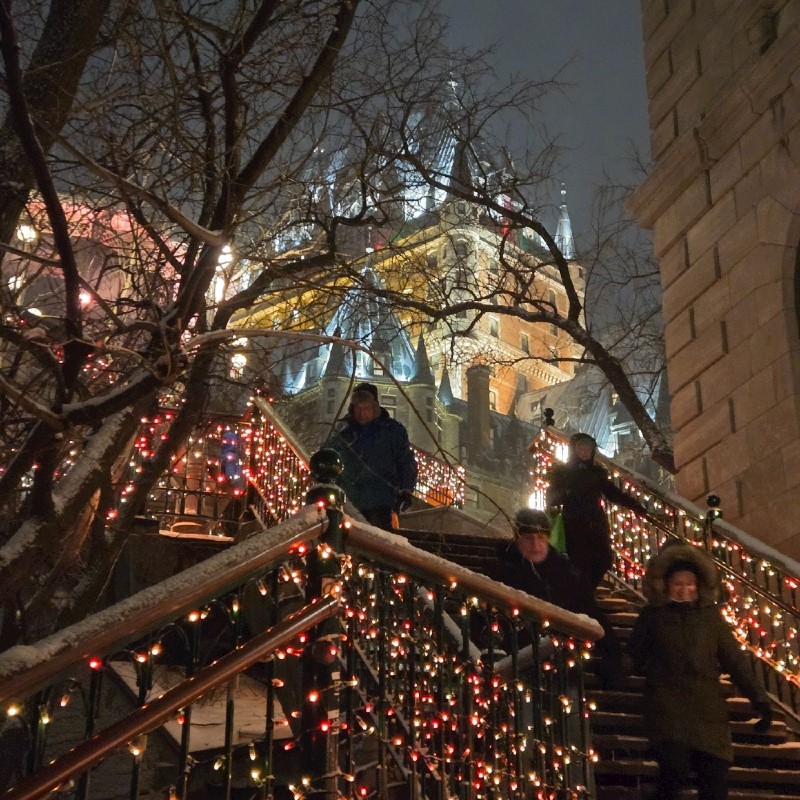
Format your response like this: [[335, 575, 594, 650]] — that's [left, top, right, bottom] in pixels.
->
[[0, 503, 601, 800]]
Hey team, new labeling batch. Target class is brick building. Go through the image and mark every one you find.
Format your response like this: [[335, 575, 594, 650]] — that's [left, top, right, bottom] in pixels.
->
[[629, 0, 800, 555]]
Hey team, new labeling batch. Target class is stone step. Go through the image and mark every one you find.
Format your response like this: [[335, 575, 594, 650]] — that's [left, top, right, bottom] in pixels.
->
[[593, 758, 800, 791], [589, 711, 790, 745], [592, 733, 800, 768], [605, 610, 640, 628], [596, 787, 800, 799], [596, 595, 642, 614], [586, 691, 775, 722]]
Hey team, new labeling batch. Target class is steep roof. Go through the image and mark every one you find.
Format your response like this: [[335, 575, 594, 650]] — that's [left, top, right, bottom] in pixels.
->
[[277, 267, 418, 393]]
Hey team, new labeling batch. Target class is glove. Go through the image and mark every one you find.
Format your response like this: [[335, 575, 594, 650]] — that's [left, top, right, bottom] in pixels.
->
[[753, 701, 773, 734], [396, 490, 414, 513]]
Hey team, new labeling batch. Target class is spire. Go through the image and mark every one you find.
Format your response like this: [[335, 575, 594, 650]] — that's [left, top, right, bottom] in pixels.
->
[[555, 183, 575, 260], [323, 339, 348, 377], [438, 365, 454, 406], [447, 138, 475, 199], [410, 334, 435, 385]]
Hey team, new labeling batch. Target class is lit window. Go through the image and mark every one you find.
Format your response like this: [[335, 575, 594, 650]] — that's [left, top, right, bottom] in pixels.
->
[[15, 224, 38, 243], [230, 353, 247, 378]]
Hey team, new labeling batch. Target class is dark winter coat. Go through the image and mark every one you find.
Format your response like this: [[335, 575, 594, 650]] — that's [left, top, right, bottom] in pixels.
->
[[629, 543, 769, 762], [499, 541, 596, 613], [499, 541, 622, 664], [327, 408, 418, 515], [547, 437, 645, 587]]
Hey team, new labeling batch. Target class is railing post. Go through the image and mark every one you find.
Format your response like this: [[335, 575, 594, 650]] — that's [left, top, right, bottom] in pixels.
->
[[302, 449, 345, 800], [704, 493, 722, 548], [76, 658, 105, 800], [176, 621, 199, 800]]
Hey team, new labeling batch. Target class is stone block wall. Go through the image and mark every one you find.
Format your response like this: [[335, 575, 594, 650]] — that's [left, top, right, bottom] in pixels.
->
[[630, 0, 800, 556]]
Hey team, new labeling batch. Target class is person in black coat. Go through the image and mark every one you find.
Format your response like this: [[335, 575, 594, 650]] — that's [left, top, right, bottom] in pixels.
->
[[630, 543, 772, 800], [499, 508, 625, 688], [327, 382, 418, 531], [547, 432, 647, 589]]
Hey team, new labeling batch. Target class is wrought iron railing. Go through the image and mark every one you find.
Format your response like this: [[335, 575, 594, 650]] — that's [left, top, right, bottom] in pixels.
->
[[530, 425, 800, 717], [118, 396, 465, 538], [412, 446, 466, 509], [117, 398, 314, 536], [0, 495, 601, 800]]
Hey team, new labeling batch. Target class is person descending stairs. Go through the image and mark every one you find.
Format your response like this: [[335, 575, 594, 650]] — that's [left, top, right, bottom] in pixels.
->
[[400, 526, 800, 800], [590, 578, 800, 799]]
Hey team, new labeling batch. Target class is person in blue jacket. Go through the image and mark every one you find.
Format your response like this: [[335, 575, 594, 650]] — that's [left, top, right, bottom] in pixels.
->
[[327, 382, 418, 530]]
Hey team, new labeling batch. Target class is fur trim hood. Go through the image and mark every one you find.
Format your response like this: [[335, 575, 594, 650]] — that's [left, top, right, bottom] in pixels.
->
[[642, 542, 720, 606]]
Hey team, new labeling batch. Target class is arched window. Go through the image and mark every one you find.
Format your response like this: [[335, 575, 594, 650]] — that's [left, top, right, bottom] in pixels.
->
[[454, 239, 469, 259]]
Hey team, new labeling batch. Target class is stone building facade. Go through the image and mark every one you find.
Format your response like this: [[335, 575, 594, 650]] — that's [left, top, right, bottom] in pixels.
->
[[629, 0, 800, 555]]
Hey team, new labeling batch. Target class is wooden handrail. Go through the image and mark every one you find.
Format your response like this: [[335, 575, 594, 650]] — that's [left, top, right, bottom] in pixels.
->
[[0, 507, 326, 707], [533, 426, 800, 577], [344, 520, 604, 642], [3, 596, 339, 800]]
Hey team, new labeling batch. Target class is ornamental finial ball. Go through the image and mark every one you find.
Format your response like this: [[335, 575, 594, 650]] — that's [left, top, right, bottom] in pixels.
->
[[310, 448, 343, 483]]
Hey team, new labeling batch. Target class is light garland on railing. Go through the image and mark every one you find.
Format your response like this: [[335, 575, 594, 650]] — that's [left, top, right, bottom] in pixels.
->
[[4, 530, 597, 799], [530, 429, 800, 694], [333, 560, 595, 800], [412, 448, 466, 508], [114, 399, 313, 529], [248, 399, 311, 522]]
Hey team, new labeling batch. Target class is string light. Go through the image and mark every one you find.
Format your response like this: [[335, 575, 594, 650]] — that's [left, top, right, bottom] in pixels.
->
[[532, 429, 800, 691]]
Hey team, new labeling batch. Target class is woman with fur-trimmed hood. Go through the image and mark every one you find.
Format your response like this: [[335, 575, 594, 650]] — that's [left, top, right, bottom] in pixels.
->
[[629, 542, 772, 800]]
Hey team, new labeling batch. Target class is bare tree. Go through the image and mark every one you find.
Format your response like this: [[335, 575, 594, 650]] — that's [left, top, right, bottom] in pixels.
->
[[0, 0, 670, 645]]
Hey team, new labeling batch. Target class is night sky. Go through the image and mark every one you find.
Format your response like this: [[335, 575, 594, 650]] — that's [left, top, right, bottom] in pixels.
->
[[438, 0, 651, 241]]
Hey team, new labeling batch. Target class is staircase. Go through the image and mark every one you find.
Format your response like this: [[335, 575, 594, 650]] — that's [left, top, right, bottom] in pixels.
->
[[401, 527, 800, 800], [6, 404, 800, 799]]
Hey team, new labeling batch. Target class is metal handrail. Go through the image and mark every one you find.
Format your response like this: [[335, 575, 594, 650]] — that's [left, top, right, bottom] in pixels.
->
[[531, 425, 800, 713], [251, 396, 312, 463], [3, 596, 339, 800], [0, 506, 325, 707], [345, 520, 603, 642]]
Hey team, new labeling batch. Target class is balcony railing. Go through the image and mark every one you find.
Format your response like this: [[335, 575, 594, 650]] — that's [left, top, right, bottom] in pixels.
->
[[119, 397, 465, 540], [0, 495, 601, 800], [530, 425, 800, 718]]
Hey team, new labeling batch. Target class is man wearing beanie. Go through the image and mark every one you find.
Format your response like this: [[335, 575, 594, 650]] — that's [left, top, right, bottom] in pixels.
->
[[498, 508, 626, 689], [327, 382, 418, 530]]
